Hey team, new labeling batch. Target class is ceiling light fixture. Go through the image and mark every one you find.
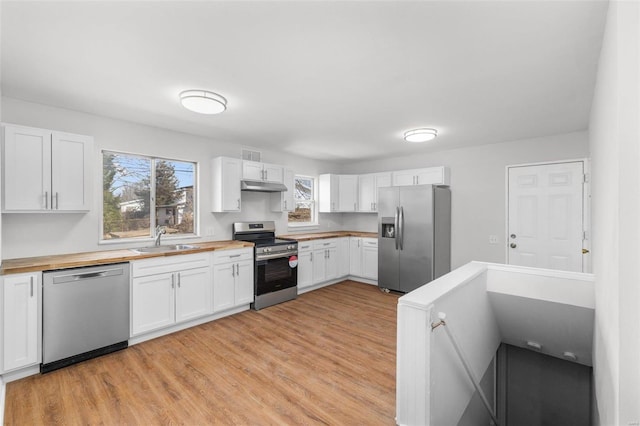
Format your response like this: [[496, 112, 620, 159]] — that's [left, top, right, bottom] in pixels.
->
[[179, 90, 227, 114], [404, 128, 438, 143]]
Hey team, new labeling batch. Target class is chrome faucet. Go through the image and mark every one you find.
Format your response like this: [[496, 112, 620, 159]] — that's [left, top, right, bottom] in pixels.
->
[[154, 225, 166, 246]]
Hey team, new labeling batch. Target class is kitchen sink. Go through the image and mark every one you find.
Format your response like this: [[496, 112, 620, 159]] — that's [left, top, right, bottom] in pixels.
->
[[131, 244, 198, 254]]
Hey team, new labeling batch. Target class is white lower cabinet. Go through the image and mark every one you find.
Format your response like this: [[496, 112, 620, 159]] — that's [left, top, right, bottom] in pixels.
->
[[337, 237, 350, 277], [1, 272, 41, 373], [297, 242, 314, 290], [361, 239, 379, 280], [350, 237, 378, 281], [297, 236, 377, 292], [212, 248, 254, 312], [350, 238, 363, 277], [313, 239, 339, 283], [131, 253, 212, 336]]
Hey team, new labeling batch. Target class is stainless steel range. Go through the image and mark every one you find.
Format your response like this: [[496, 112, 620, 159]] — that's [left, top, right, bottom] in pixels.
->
[[233, 221, 298, 310]]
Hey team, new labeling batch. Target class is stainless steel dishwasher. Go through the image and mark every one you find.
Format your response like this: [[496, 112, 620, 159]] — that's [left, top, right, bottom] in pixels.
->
[[42, 263, 129, 373]]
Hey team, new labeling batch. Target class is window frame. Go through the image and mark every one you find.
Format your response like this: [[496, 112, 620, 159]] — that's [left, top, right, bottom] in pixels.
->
[[100, 150, 199, 244], [288, 174, 319, 229]]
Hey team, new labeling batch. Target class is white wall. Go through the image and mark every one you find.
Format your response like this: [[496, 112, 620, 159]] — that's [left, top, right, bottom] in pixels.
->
[[0, 97, 343, 259], [589, 1, 640, 425], [341, 132, 589, 269]]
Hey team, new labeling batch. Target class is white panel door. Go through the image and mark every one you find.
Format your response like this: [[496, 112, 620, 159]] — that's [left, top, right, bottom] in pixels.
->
[[3, 126, 51, 211], [312, 249, 327, 284], [234, 260, 254, 306], [3, 273, 39, 372], [131, 273, 175, 335], [338, 175, 358, 212], [242, 160, 264, 181], [297, 250, 314, 289], [213, 263, 235, 312], [349, 238, 363, 276], [507, 161, 585, 272], [175, 267, 212, 323], [222, 158, 242, 212], [51, 132, 92, 211], [358, 174, 376, 212], [362, 240, 379, 280], [263, 163, 283, 183]]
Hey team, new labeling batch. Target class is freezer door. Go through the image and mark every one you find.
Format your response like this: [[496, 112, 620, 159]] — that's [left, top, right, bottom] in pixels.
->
[[398, 185, 434, 293], [378, 187, 400, 291]]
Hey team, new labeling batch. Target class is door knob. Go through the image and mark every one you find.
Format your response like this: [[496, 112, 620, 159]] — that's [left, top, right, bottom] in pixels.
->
[[510, 243, 517, 249], [510, 234, 516, 239], [582, 249, 590, 254]]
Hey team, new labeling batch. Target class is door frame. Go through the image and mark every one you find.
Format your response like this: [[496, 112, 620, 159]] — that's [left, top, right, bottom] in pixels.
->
[[505, 158, 591, 273]]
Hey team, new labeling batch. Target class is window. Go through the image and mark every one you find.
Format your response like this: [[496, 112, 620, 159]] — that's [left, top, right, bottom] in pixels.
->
[[288, 175, 316, 226], [102, 151, 196, 241]]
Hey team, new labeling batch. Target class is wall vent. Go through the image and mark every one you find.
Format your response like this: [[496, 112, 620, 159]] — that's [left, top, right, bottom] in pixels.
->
[[242, 149, 261, 162]]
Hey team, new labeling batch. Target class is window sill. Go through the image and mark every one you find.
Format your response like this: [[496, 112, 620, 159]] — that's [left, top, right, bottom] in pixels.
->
[[287, 223, 320, 232]]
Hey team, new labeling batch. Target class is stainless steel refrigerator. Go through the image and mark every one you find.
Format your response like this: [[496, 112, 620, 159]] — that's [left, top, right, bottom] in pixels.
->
[[378, 185, 451, 293]]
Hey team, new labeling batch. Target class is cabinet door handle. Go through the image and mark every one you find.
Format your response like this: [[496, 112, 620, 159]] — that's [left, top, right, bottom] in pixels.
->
[[416, 176, 420, 185], [171, 274, 175, 289], [231, 264, 235, 277], [177, 272, 181, 287], [237, 199, 241, 210], [30, 276, 34, 297], [55, 192, 59, 209], [237, 263, 240, 276], [44, 191, 49, 209], [284, 200, 287, 210], [310, 252, 313, 261]]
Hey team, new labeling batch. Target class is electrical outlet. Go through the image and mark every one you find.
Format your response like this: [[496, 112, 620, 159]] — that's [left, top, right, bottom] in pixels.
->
[[489, 235, 499, 244], [206, 227, 215, 236]]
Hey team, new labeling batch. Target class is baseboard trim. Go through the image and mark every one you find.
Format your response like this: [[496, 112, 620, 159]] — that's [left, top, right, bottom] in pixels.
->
[[129, 305, 250, 346]]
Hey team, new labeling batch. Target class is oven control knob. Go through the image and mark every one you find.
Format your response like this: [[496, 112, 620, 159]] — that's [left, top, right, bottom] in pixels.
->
[[264, 248, 270, 253], [288, 245, 295, 250]]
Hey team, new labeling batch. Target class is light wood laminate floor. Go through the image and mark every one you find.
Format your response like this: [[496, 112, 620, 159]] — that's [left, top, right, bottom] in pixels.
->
[[4, 281, 400, 425]]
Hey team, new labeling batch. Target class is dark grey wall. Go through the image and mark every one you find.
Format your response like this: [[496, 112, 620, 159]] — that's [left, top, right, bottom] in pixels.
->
[[501, 344, 592, 426]]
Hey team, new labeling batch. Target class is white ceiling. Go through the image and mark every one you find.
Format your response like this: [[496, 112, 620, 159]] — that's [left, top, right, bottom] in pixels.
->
[[1, 1, 608, 163]]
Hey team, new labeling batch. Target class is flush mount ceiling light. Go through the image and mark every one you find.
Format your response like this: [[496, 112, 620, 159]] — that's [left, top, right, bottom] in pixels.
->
[[404, 128, 438, 143], [179, 90, 227, 114]]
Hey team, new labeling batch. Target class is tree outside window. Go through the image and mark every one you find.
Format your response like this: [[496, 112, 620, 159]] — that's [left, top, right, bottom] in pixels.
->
[[288, 175, 316, 225], [102, 151, 196, 240]]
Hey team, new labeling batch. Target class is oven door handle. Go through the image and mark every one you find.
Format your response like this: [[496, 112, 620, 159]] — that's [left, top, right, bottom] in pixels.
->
[[256, 253, 297, 261]]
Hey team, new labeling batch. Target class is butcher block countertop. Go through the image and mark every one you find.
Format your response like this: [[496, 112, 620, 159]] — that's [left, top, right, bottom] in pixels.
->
[[278, 231, 377, 242], [0, 240, 253, 275]]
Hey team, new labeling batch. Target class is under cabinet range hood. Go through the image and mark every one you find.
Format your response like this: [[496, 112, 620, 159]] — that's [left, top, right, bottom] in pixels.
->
[[241, 180, 288, 192]]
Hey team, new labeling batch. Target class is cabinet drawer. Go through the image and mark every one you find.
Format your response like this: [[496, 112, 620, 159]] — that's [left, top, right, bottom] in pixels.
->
[[363, 238, 378, 247], [313, 239, 337, 250], [213, 248, 253, 265], [132, 252, 211, 278], [298, 242, 313, 252]]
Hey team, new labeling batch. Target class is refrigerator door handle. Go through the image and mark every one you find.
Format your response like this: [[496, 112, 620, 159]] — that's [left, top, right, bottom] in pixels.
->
[[399, 206, 405, 250], [394, 207, 400, 250]]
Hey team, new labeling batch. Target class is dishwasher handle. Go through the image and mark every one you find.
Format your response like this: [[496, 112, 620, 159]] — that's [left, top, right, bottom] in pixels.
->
[[51, 266, 125, 284]]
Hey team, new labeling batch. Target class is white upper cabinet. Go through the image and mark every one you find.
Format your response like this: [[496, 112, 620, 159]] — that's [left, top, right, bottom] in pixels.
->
[[392, 166, 450, 187], [318, 174, 358, 212], [242, 160, 283, 183], [271, 168, 295, 212], [212, 157, 242, 212], [358, 172, 391, 213], [2, 125, 93, 212]]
